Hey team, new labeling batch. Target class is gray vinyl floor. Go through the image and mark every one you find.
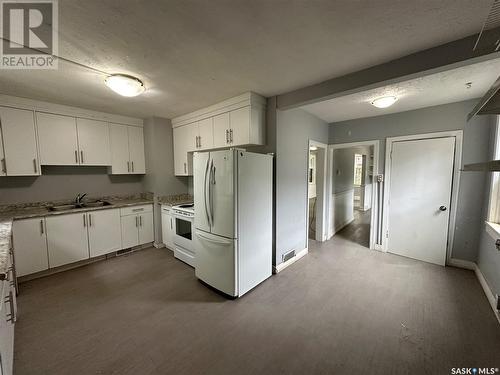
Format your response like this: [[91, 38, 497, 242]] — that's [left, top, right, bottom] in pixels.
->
[[14, 238, 500, 375], [335, 209, 371, 248]]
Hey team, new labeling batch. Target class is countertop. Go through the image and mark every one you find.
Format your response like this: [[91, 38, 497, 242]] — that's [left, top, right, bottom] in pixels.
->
[[157, 194, 193, 207], [0, 194, 154, 280]]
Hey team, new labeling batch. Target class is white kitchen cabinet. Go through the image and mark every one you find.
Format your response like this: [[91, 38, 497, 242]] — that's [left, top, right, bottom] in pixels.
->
[[12, 218, 49, 276], [0, 257, 16, 375], [109, 124, 130, 174], [128, 126, 146, 174], [46, 212, 89, 268], [197, 118, 214, 150], [213, 112, 230, 148], [229, 106, 264, 146], [138, 211, 154, 244], [76, 118, 111, 166], [87, 209, 122, 257], [173, 124, 193, 176], [161, 205, 174, 250], [0, 106, 40, 176], [109, 124, 146, 174], [37, 112, 79, 165], [120, 204, 154, 248], [120, 214, 140, 249]]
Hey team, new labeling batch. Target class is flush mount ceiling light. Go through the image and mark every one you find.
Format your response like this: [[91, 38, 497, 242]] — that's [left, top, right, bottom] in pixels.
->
[[105, 74, 145, 97], [371, 96, 397, 108]]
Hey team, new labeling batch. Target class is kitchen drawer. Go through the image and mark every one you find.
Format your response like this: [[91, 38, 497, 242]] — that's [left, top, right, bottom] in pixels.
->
[[161, 205, 172, 213], [120, 204, 153, 216]]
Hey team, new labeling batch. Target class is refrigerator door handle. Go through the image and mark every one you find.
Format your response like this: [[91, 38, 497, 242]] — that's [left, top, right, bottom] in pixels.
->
[[196, 231, 232, 245], [204, 156, 211, 227], [209, 160, 215, 225]]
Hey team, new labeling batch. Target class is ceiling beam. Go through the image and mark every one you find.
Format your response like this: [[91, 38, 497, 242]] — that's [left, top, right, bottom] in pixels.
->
[[276, 27, 500, 110]]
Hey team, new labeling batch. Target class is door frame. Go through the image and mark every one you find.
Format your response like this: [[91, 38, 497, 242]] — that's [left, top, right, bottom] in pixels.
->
[[306, 140, 329, 245], [382, 130, 463, 265], [328, 140, 380, 250]]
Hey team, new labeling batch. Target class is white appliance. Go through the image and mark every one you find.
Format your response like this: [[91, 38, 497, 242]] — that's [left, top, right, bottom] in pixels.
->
[[193, 149, 272, 297], [172, 203, 195, 267]]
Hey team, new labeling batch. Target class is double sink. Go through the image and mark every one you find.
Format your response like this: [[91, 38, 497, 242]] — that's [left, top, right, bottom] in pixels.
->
[[48, 201, 112, 212]]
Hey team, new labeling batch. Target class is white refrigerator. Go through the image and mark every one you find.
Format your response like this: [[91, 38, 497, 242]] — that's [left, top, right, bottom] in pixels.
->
[[193, 149, 273, 297]]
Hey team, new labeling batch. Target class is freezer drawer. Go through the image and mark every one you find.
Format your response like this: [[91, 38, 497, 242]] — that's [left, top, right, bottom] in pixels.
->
[[194, 230, 237, 297]]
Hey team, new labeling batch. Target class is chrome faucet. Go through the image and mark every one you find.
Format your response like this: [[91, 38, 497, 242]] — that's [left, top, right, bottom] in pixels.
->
[[75, 193, 87, 206]]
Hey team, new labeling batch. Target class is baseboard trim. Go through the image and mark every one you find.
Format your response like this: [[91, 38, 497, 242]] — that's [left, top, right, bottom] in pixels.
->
[[273, 248, 308, 274], [331, 217, 354, 237], [449, 258, 499, 325], [448, 258, 475, 270], [474, 264, 500, 325]]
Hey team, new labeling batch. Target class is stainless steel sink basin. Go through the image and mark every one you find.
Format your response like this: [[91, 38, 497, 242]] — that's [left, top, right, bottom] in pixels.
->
[[48, 204, 78, 211], [48, 201, 111, 211]]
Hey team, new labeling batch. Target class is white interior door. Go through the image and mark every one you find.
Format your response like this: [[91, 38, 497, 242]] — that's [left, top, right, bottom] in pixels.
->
[[193, 152, 211, 233], [210, 150, 235, 239], [387, 137, 455, 266]]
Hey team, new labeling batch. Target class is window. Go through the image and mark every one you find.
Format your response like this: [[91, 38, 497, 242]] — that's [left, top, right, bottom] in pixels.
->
[[353, 154, 364, 186], [487, 117, 500, 228]]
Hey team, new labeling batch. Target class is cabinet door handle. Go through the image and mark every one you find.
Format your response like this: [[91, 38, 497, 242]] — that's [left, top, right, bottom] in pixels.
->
[[75, 150, 78, 163], [225, 129, 229, 144], [135, 216, 138, 227], [195, 136, 198, 148], [88, 213, 92, 227], [83, 214, 86, 227], [132, 208, 144, 212], [40, 219, 44, 234], [33, 158, 37, 173], [5, 291, 16, 323], [131, 161, 134, 172], [184, 162, 187, 174], [1, 158, 6, 174], [139, 215, 142, 226], [230, 129, 233, 143], [170, 217, 172, 229], [127, 161, 130, 172], [199, 136, 202, 148], [80, 150, 84, 164]]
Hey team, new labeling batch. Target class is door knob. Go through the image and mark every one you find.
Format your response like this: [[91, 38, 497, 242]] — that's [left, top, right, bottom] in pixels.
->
[[439, 206, 447, 211]]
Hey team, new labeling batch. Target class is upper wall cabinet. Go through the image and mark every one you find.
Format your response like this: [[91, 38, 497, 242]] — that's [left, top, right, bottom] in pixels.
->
[[37, 113, 112, 166], [76, 119, 111, 166], [172, 92, 266, 176], [37, 113, 79, 165], [109, 124, 146, 174], [0, 106, 40, 176]]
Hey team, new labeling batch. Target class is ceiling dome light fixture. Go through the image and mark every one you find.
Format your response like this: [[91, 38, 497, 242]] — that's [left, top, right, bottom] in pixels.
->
[[105, 74, 145, 97], [371, 96, 397, 108]]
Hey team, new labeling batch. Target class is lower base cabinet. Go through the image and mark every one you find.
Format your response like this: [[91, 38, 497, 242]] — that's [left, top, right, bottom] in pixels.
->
[[120, 205, 154, 249], [12, 218, 49, 276], [161, 205, 174, 250], [46, 212, 89, 268], [0, 252, 16, 375], [88, 209, 121, 257], [12, 204, 154, 278]]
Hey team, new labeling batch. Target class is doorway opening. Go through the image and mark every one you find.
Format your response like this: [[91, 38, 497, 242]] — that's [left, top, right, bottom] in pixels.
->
[[329, 141, 380, 250], [307, 141, 328, 245]]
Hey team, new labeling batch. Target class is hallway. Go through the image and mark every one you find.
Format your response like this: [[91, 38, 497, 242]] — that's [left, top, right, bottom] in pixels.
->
[[335, 209, 371, 248]]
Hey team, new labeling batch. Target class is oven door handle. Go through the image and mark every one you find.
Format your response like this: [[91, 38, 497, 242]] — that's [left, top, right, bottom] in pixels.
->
[[204, 156, 212, 227]]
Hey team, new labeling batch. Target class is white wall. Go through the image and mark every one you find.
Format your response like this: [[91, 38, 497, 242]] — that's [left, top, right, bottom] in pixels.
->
[[329, 99, 491, 262], [275, 107, 329, 264]]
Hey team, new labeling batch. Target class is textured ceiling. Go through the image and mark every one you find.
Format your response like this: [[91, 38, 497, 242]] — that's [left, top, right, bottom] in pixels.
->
[[301, 58, 500, 123], [0, 0, 494, 119]]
